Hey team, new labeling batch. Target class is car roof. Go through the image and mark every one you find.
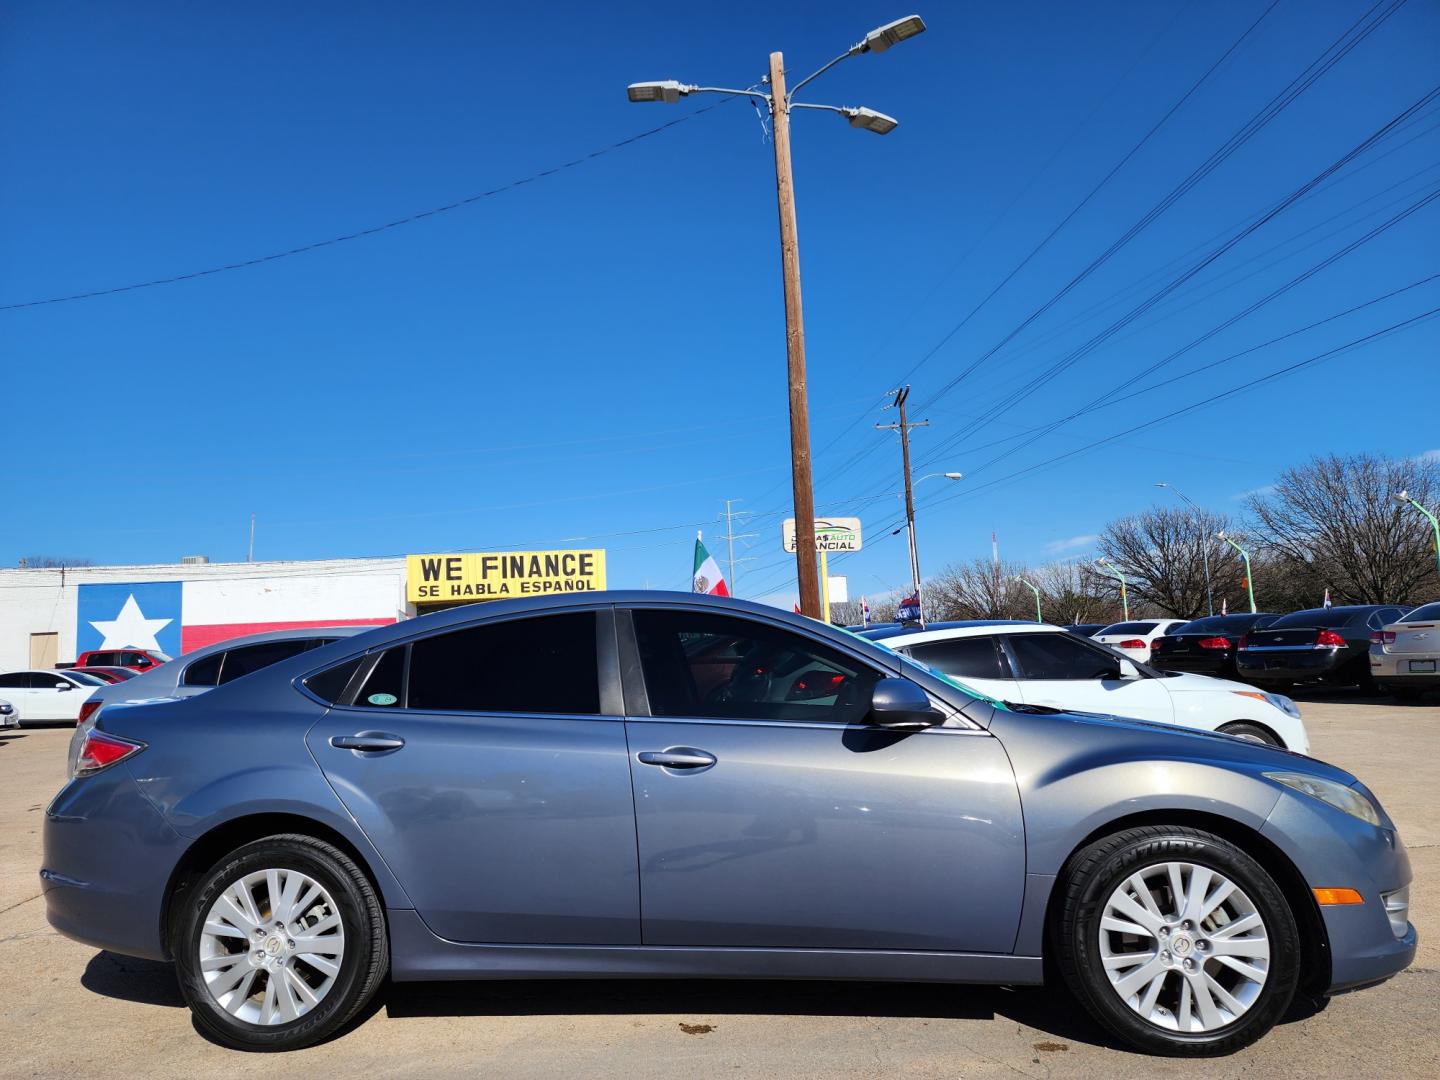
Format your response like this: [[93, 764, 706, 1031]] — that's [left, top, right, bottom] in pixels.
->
[[863, 622, 1068, 646], [174, 624, 374, 660], [859, 619, 1034, 642]]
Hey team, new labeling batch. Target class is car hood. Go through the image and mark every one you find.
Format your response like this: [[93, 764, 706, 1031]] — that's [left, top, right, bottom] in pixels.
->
[[1157, 670, 1275, 695]]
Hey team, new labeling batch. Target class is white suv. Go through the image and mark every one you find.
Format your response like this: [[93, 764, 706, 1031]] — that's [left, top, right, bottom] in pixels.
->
[[862, 621, 1308, 751]]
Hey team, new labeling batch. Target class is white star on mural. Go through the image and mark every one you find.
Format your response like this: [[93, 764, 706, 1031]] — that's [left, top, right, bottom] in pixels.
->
[[89, 594, 173, 650]]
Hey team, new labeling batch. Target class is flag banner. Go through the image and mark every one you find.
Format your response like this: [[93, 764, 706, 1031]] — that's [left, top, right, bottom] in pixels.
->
[[861, 596, 871, 628], [897, 591, 921, 623], [1323, 588, 1333, 609], [692, 534, 729, 596]]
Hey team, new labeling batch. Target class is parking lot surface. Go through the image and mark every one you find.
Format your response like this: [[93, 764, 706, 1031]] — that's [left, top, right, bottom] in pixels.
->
[[1, 694, 1436, 1079]]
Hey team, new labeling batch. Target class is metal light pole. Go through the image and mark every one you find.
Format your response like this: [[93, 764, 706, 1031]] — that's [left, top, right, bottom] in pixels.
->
[[1217, 531, 1257, 613], [1397, 490, 1440, 575], [1156, 482, 1213, 616], [1015, 576, 1042, 623], [627, 15, 926, 617], [886, 469, 962, 627], [1095, 558, 1129, 621]]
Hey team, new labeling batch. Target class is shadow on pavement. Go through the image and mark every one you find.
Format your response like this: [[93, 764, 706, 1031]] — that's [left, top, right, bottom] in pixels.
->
[[82, 951, 185, 1008]]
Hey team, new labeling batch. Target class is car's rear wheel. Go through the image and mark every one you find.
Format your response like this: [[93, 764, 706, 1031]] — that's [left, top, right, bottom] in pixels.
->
[[1056, 826, 1299, 1056], [1217, 722, 1281, 747], [174, 834, 388, 1051], [1388, 685, 1426, 703]]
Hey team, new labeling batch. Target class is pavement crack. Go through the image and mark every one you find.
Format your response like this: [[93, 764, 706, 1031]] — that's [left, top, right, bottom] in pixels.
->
[[0, 893, 41, 916]]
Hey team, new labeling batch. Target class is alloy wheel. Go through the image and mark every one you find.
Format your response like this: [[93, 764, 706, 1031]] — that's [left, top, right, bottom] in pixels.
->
[[197, 868, 346, 1025], [1097, 860, 1270, 1033]]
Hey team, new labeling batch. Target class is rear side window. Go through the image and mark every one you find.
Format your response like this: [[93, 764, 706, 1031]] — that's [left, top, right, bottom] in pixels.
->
[[182, 653, 224, 687], [217, 640, 315, 685], [304, 656, 366, 704], [1098, 622, 1158, 635], [87, 651, 117, 666], [906, 637, 1006, 680], [1402, 603, 1440, 622], [1007, 634, 1118, 680], [407, 612, 599, 714]]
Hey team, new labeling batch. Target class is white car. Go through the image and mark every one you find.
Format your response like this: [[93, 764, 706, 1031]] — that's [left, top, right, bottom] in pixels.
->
[[0, 669, 108, 724], [862, 621, 1308, 752], [1092, 618, 1189, 664], [0, 698, 16, 729], [1370, 600, 1440, 702]]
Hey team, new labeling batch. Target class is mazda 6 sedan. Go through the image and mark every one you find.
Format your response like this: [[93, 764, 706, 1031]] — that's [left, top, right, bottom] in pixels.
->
[[42, 593, 1415, 1056]]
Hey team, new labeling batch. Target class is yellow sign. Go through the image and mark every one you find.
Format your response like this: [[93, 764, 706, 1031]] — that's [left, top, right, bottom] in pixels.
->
[[407, 551, 606, 604]]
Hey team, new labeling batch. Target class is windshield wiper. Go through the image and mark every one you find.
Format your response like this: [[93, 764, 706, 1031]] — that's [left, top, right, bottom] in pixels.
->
[[1001, 700, 1069, 714]]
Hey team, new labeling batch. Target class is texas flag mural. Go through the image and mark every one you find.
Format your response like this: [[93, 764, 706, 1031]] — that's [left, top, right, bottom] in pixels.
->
[[76, 577, 399, 657]]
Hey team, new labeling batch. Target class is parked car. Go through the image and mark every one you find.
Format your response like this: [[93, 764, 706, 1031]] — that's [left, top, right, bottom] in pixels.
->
[[0, 669, 107, 723], [46, 592, 1413, 1056], [1063, 622, 1107, 637], [1369, 601, 1440, 701], [74, 648, 171, 672], [1149, 613, 1280, 679], [69, 666, 143, 684], [863, 621, 1306, 750], [1092, 619, 1189, 664], [1237, 605, 1411, 692], [0, 699, 16, 729], [77, 626, 372, 730]]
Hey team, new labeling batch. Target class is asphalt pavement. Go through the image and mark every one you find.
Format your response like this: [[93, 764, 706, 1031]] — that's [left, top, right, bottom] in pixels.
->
[[1, 692, 1435, 1078]]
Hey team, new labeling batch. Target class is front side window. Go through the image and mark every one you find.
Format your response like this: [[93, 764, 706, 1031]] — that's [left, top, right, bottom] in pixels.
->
[[632, 609, 882, 724], [1007, 633, 1120, 680], [905, 637, 1006, 680], [407, 612, 599, 714]]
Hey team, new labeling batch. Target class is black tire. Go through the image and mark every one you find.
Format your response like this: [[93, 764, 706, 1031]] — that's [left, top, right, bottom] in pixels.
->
[[1055, 825, 1300, 1056], [1388, 685, 1426, 703], [174, 834, 388, 1051], [1218, 721, 1281, 747]]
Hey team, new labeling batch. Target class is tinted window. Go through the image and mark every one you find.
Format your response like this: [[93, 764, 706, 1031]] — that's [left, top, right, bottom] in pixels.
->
[[1097, 622, 1158, 635], [0, 673, 27, 688], [64, 672, 105, 686], [1266, 609, 1360, 629], [304, 656, 365, 704], [407, 612, 599, 714], [86, 652, 118, 666], [182, 653, 224, 687], [1008, 634, 1119, 680], [353, 648, 406, 708], [1402, 603, 1440, 622], [633, 609, 882, 725], [215, 640, 314, 684], [1173, 614, 1272, 635], [122, 652, 150, 666], [906, 637, 1005, 680]]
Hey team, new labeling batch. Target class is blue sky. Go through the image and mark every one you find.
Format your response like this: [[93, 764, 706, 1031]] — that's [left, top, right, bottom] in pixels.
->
[[3, 0, 1437, 608]]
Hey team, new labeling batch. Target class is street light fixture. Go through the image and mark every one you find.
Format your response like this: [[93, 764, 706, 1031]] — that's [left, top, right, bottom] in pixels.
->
[[1396, 490, 1440, 574], [1094, 557, 1129, 621], [626, 14, 926, 617], [1014, 576, 1043, 623], [1156, 481, 1213, 616], [1216, 531, 1257, 614]]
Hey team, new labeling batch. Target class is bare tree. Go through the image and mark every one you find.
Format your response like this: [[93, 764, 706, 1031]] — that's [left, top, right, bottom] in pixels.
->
[[1032, 560, 1126, 625], [928, 558, 1035, 620], [18, 555, 94, 568], [1099, 506, 1239, 618], [1248, 453, 1440, 604]]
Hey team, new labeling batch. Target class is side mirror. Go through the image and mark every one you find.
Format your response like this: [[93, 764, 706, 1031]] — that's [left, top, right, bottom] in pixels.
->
[[868, 677, 943, 730], [54, 682, 73, 691], [135, 660, 152, 669]]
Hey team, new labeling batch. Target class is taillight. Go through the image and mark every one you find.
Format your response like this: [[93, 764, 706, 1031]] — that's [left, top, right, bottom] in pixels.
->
[[1198, 636, 1231, 650], [1316, 629, 1347, 648], [73, 729, 145, 778], [1151, 638, 1167, 651], [77, 700, 102, 726], [1238, 634, 1250, 649], [1370, 631, 1396, 645], [1118, 638, 1146, 649]]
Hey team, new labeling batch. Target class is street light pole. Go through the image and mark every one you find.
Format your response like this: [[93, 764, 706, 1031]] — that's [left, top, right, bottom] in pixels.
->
[[1397, 490, 1440, 575], [1015, 576, 1042, 623], [1156, 482, 1213, 616], [626, 15, 926, 619], [1217, 532, 1256, 614], [1095, 558, 1129, 620]]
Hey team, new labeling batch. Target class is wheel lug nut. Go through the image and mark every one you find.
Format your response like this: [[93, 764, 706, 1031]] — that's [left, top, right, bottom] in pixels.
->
[[287, 939, 295, 949]]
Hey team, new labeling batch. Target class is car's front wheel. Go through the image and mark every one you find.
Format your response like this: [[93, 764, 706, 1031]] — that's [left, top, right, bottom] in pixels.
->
[[174, 834, 388, 1051], [1055, 826, 1299, 1056], [1218, 721, 1281, 747]]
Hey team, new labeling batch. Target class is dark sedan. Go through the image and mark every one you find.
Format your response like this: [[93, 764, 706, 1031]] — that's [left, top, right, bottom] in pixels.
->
[[1237, 604, 1411, 692], [1150, 613, 1279, 679]]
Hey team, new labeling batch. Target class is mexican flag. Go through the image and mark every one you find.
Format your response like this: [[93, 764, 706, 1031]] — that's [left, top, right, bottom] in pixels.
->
[[692, 533, 729, 596]]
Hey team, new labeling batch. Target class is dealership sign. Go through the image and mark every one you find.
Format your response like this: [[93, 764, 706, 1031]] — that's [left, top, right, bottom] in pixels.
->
[[407, 550, 606, 603], [782, 517, 863, 553]]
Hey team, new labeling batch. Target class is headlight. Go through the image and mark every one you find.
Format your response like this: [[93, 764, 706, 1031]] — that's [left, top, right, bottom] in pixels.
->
[[1232, 690, 1301, 718], [1265, 771, 1382, 826]]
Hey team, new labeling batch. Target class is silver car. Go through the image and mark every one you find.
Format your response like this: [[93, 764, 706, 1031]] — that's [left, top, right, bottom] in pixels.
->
[[1370, 601, 1440, 701]]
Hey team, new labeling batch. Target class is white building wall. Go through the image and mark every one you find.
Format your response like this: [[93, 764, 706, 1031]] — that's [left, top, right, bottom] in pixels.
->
[[0, 558, 411, 670]]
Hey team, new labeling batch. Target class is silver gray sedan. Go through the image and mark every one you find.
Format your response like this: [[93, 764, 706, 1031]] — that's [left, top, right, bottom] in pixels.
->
[[1370, 601, 1440, 701]]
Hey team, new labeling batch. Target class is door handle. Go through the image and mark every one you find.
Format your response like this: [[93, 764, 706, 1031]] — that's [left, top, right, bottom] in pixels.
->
[[331, 733, 405, 752], [637, 748, 716, 770]]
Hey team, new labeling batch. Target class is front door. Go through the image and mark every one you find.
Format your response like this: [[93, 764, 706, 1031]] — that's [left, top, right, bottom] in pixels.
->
[[895, 634, 1023, 702], [1004, 631, 1175, 724], [306, 609, 640, 944], [622, 607, 1025, 953]]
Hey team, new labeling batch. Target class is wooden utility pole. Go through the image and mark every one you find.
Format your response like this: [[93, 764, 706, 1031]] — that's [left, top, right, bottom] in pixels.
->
[[876, 386, 929, 626], [768, 52, 821, 618]]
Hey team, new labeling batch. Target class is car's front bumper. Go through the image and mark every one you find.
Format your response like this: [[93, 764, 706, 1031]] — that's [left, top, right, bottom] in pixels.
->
[[41, 764, 185, 961], [1262, 790, 1415, 993], [0, 710, 17, 729]]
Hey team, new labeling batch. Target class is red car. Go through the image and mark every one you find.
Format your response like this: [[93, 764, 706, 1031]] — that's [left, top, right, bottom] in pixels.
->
[[73, 648, 170, 672], [69, 666, 143, 684]]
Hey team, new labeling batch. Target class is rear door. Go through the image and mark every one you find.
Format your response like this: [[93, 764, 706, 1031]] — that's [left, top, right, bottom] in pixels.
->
[[1004, 632, 1175, 724], [306, 608, 641, 944], [621, 606, 1025, 952]]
